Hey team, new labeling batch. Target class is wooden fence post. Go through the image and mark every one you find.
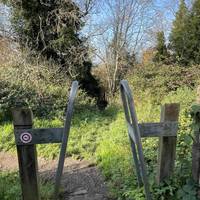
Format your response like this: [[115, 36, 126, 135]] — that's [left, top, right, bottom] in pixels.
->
[[191, 85, 200, 198], [156, 103, 180, 184], [12, 108, 40, 200]]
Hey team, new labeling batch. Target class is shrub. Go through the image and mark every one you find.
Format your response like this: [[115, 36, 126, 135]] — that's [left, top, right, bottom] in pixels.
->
[[0, 52, 94, 121], [128, 64, 200, 103], [0, 53, 68, 119]]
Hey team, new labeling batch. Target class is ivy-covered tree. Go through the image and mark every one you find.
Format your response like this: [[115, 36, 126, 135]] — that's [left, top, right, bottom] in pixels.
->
[[2, 0, 107, 109], [153, 31, 169, 63], [169, 0, 189, 65]]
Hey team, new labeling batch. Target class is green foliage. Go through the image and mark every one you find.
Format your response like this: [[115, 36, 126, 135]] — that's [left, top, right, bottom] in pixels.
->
[[95, 88, 196, 200], [0, 61, 199, 200], [169, 0, 189, 65], [177, 180, 197, 200], [1, 1, 199, 200], [0, 172, 54, 200], [154, 31, 169, 64], [128, 64, 200, 103], [170, 0, 200, 65], [0, 58, 69, 120], [0, 172, 21, 200], [188, 0, 200, 64], [0, 106, 118, 158], [0, 54, 95, 121], [0, 123, 15, 152], [2, 0, 105, 105], [5, 0, 89, 77], [0, 86, 198, 199]]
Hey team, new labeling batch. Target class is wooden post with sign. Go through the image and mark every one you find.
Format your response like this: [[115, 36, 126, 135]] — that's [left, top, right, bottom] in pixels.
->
[[12, 81, 79, 200], [12, 108, 40, 200]]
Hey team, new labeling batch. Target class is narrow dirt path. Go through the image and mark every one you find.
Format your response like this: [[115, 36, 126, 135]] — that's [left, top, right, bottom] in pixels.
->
[[0, 152, 110, 200]]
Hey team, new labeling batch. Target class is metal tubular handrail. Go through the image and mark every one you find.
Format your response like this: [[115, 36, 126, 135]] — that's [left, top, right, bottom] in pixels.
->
[[120, 80, 151, 200], [54, 81, 79, 198]]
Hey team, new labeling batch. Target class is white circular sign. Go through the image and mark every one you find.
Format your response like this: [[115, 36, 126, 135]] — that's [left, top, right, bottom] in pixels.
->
[[20, 132, 32, 144]]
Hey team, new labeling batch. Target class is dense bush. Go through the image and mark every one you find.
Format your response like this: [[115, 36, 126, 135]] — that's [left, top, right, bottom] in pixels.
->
[[0, 54, 94, 121], [128, 64, 200, 103], [1, 0, 105, 107], [0, 55, 68, 119]]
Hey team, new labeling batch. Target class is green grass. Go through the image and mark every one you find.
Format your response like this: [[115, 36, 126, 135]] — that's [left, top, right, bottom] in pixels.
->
[[0, 172, 54, 200], [0, 87, 198, 199]]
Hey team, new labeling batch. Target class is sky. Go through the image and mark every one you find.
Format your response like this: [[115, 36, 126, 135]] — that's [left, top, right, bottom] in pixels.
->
[[79, 0, 182, 62], [0, 3, 10, 35], [0, 0, 192, 59], [0, 1, 180, 40]]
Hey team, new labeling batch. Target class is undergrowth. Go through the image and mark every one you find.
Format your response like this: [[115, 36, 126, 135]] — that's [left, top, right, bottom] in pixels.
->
[[0, 87, 198, 199], [0, 171, 54, 200]]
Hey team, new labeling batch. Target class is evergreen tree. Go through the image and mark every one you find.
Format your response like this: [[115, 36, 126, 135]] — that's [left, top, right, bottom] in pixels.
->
[[169, 0, 189, 65], [153, 31, 169, 63], [188, 0, 200, 64], [9, 0, 87, 76]]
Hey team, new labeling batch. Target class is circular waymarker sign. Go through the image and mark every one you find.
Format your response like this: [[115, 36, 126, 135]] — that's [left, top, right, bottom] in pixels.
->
[[20, 132, 32, 144]]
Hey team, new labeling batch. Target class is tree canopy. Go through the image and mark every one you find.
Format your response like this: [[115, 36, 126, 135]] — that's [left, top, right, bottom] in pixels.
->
[[170, 0, 189, 65], [170, 0, 200, 65], [188, 0, 200, 64], [153, 31, 169, 63]]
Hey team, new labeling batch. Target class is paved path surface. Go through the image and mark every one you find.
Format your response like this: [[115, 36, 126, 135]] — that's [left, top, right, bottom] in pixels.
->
[[0, 152, 111, 200]]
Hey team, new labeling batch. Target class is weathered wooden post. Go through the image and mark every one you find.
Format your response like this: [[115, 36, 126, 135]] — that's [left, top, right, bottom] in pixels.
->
[[12, 108, 40, 200], [191, 86, 200, 198], [157, 103, 180, 184]]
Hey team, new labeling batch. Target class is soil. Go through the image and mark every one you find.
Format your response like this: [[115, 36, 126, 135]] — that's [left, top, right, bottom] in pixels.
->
[[0, 151, 111, 200]]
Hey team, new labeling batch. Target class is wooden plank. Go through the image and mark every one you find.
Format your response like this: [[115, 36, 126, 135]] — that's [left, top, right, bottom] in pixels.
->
[[139, 122, 178, 137], [12, 108, 40, 200], [128, 122, 178, 139], [156, 103, 180, 184], [15, 128, 64, 145], [15, 121, 178, 146]]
